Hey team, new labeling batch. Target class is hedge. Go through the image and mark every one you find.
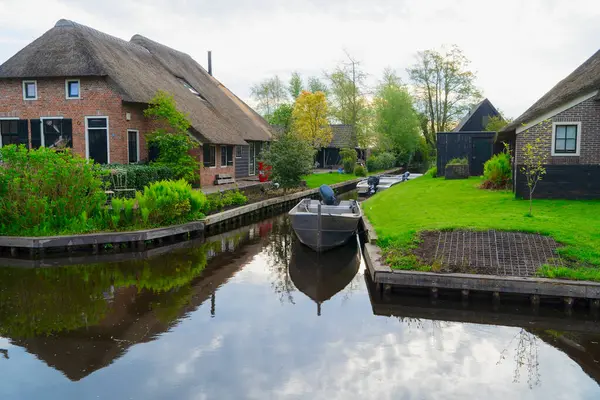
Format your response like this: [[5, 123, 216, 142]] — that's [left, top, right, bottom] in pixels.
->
[[103, 164, 176, 191]]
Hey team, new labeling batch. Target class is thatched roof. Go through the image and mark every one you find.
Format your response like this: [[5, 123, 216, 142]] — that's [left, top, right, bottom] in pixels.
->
[[503, 49, 600, 132], [329, 124, 356, 148], [0, 20, 272, 145]]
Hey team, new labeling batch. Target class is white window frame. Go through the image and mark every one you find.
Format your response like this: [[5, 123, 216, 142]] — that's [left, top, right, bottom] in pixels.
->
[[220, 145, 233, 168], [127, 129, 140, 164], [22, 80, 38, 100], [551, 121, 581, 157], [65, 79, 81, 99], [0, 117, 20, 147], [40, 117, 64, 147], [84, 116, 110, 164]]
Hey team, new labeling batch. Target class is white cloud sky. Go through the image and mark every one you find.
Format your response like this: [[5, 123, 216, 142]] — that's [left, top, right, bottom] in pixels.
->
[[0, 0, 599, 118]]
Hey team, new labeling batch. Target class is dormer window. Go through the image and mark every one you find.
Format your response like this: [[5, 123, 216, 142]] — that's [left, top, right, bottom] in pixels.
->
[[23, 80, 37, 100], [179, 78, 200, 95], [66, 79, 80, 99]]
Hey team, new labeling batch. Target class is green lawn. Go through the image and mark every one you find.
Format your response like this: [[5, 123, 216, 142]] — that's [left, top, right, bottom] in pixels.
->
[[363, 176, 600, 281], [302, 172, 363, 188]]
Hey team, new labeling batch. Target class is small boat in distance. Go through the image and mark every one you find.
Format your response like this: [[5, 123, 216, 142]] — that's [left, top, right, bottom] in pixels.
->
[[289, 185, 362, 252], [356, 172, 423, 195]]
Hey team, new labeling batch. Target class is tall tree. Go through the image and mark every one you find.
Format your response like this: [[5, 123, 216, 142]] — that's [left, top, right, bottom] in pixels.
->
[[307, 76, 328, 95], [326, 53, 371, 148], [267, 104, 294, 134], [292, 91, 332, 149], [374, 76, 421, 165], [250, 76, 288, 117], [407, 45, 482, 146], [288, 72, 303, 100]]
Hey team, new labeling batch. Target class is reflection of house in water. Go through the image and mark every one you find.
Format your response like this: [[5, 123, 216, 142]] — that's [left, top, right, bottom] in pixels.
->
[[364, 274, 600, 387], [4, 223, 272, 381]]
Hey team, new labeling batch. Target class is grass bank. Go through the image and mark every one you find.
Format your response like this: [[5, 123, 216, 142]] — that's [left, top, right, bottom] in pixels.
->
[[363, 176, 600, 281], [302, 169, 390, 189]]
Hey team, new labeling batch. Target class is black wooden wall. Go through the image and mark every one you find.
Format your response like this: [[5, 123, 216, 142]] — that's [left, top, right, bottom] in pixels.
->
[[436, 132, 495, 176], [235, 145, 249, 178], [515, 165, 600, 199]]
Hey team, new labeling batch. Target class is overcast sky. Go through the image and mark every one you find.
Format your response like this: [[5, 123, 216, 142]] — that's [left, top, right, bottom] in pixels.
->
[[0, 0, 599, 118]]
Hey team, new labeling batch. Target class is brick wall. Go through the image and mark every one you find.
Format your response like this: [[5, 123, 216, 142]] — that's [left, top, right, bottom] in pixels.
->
[[516, 97, 600, 165], [0, 76, 152, 164], [198, 145, 236, 187]]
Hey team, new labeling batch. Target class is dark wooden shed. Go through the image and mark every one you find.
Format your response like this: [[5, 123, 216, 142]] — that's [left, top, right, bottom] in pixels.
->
[[436, 132, 496, 176]]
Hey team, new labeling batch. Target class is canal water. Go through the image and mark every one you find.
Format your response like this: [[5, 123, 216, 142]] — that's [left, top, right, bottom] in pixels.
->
[[0, 215, 599, 399]]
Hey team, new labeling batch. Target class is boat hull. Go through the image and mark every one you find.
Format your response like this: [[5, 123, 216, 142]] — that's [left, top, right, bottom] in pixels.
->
[[289, 200, 362, 252]]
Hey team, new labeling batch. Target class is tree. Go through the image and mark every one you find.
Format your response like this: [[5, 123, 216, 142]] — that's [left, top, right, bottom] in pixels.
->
[[288, 72, 303, 100], [261, 133, 314, 190], [267, 104, 294, 134], [326, 53, 371, 148], [408, 45, 482, 146], [292, 91, 333, 149], [144, 91, 199, 183], [250, 76, 288, 117], [339, 148, 357, 174], [374, 77, 421, 166], [521, 136, 548, 216], [485, 115, 513, 132], [307, 76, 328, 95]]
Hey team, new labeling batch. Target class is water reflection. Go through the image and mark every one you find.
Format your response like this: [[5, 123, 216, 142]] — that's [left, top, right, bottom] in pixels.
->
[[0, 214, 598, 399]]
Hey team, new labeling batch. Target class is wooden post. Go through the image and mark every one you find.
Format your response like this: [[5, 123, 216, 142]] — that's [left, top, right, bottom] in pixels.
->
[[317, 203, 322, 252]]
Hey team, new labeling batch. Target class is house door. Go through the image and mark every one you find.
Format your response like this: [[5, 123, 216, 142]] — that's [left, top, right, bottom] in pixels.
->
[[86, 117, 109, 164], [471, 138, 493, 176], [248, 142, 256, 175]]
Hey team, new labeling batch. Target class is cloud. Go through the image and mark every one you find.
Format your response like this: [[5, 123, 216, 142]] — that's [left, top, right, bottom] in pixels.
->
[[0, 0, 599, 119]]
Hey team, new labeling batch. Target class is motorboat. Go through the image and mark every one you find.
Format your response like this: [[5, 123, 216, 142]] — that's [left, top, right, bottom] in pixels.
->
[[289, 185, 362, 252], [356, 171, 423, 195]]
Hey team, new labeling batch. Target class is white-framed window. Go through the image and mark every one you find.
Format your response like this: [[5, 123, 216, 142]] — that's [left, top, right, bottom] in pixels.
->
[[40, 117, 64, 147], [85, 116, 110, 164], [65, 79, 80, 99], [203, 144, 216, 168], [552, 122, 581, 156], [220, 145, 234, 167], [127, 129, 139, 163], [22, 80, 37, 100]]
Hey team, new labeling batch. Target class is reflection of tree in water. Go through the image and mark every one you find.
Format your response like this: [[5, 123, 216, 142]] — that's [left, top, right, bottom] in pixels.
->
[[0, 349, 8, 359], [0, 243, 211, 339], [498, 329, 540, 388], [263, 216, 296, 304]]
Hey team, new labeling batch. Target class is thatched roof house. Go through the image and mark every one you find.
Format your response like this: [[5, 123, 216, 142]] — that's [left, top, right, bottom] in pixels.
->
[[501, 48, 600, 199], [0, 19, 271, 146]]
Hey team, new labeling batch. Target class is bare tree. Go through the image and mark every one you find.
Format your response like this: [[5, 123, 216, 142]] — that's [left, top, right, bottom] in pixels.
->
[[250, 76, 288, 117]]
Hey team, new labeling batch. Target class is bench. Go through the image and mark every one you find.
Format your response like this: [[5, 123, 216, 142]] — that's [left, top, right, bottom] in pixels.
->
[[214, 173, 235, 185]]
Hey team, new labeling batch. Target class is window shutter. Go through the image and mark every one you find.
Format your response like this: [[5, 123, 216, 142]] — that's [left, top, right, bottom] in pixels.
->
[[62, 119, 73, 148], [30, 119, 41, 149], [18, 119, 29, 149]]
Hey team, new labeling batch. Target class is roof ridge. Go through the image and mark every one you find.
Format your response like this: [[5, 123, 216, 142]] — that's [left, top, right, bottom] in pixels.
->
[[55, 19, 149, 54], [130, 34, 189, 58]]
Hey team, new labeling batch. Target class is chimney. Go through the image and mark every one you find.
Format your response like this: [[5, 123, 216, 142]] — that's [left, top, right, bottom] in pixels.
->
[[208, 51, 212, 76]]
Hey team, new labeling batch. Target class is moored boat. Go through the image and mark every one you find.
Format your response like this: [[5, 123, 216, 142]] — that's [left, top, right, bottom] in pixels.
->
[[288, 190, 362, 252], [356, 172, 423, 195]]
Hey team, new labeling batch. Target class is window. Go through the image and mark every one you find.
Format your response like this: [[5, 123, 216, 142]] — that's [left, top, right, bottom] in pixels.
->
[[552, 122, 580, 156], [128, 130, 139, 163], [85, 117, 109, 164], [178, 77, 207, 101], [220, 145, 234, 167], [66, 79, 80, 99], [236, 145, 242, 158], [23, 80, 37, 100], [0, 119, 19, 147], [203, 144, 216, 167]]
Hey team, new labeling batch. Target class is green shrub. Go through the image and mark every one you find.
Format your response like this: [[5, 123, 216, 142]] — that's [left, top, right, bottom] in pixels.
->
[[103, 164, 175, 191], [260, 133, 314, 190], [135, 179, 206, 226], [424, 166, 437, 178], [481, 152, 512, 189], [0, 145, 106, 235], [366, 152, 396, 172], [354, 165, 367, 177], [147, 132, 200, 183], [204, 190, 248, 214], [340, 148, 358, 174], [447, 157, 468, 166]]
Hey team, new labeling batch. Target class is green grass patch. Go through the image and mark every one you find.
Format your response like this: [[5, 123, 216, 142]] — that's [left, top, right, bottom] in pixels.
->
[[363, 175, 600, 281]]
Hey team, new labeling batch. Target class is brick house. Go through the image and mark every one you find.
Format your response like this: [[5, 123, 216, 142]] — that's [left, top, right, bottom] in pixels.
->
[[0, 19, 272, 187], [500, 48, 600, 199]]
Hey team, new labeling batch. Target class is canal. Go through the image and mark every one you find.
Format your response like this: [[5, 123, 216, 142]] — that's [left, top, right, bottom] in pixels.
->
[[0, 214, 599, 399]]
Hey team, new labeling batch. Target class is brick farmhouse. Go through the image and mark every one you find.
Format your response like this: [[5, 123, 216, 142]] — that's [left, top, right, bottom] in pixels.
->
[[0, 20, 272, 187], [500, 48, 600, 199]]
